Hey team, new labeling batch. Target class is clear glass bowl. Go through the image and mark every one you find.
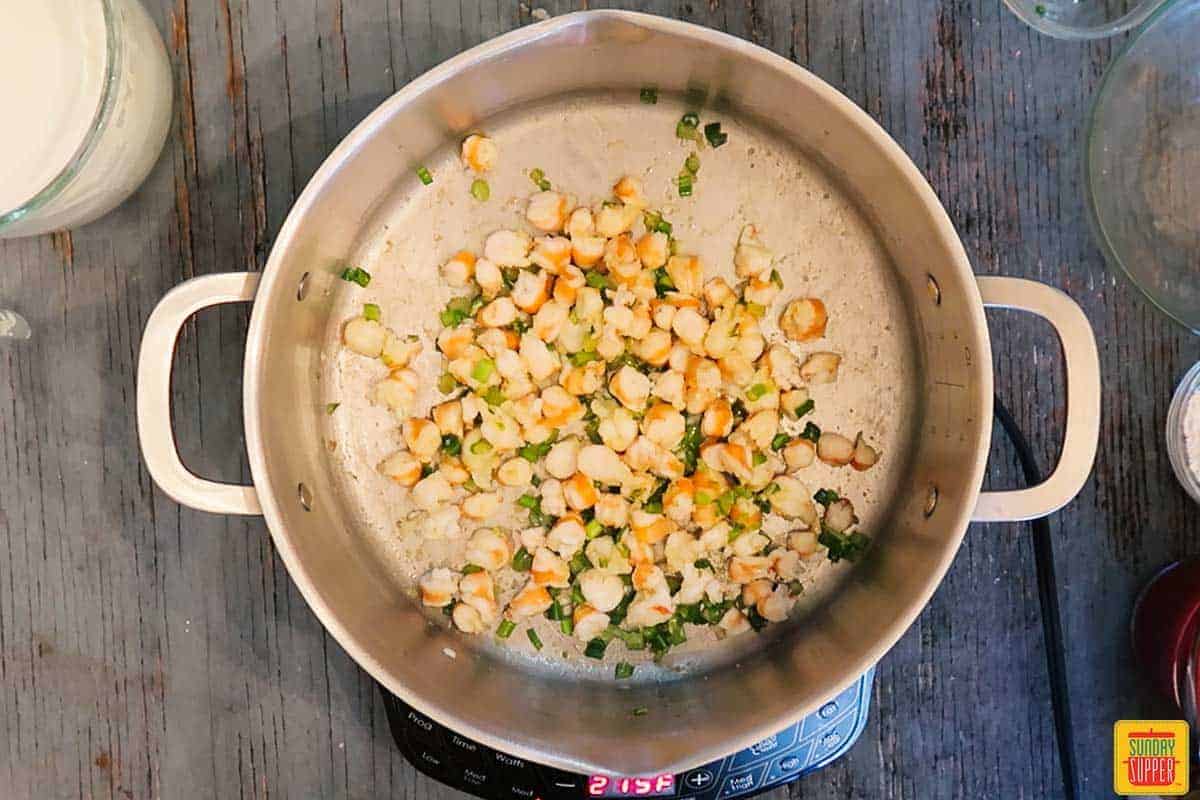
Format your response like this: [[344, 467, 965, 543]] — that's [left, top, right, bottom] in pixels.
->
[[1166, 361, 1200, 505], [1085, 0, 1200, 332], [1002, 0, 1166, 39], [0, 0, 172, 238]]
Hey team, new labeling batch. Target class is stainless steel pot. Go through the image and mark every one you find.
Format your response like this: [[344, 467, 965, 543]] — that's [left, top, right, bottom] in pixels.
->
[[136, 11, 1100, 776]]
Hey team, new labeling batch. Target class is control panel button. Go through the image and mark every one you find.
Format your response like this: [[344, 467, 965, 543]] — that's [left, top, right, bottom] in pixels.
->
[[719, 765, 766, 797], [729, 725, 799, 770], [683, 768, 717, 791]]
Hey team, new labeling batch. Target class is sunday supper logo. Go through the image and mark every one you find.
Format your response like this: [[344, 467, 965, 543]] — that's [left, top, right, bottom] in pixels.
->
[[1113, 720, 1190, 796]]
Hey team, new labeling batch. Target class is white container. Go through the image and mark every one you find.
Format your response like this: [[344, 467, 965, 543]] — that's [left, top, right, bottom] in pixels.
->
[[0, 0, 173, 238], [1166, 361, 1200, 505]]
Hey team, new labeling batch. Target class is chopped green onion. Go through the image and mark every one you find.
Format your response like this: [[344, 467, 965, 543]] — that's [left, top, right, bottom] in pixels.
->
[[676, 418, 703, 475], [416, 166, 433, 185], [512, 547, 534, 571], [560, 616, 575, 635], [684, 153, 700, 175], [694, 491, 712, 506], [325, 402, 340, 415], [703, 121, 728, 148], [787, 580, 805, 596], [770, 269, 784, 289], [584, 271, 614, 290], [1035, 3, 1046, 14], [643, 211, 673, 235], [745, 302, 766, 318], [545, 594, 567, 621], [339, 266, 371, 287], [571, 583, 586, 605], [470, 178, 490, 201], [441, 434, 462, 456], [569, 551, 592, 576], [813, 488, 840, 506], [642, 480, 668, 514], [527, 629, 544, 650], [632, 706, 649, 717], [677, 172, 694, 198], [471, 358, 495, 382], [470, 439, 493, 455], [746, 382, 769, 401], [666, 617, 687, 645], [517, 494, 540, 510], [676, 604, 705, 624], [794, 399, 815, 418], [496, 619, 516, 638], [518, 430, 558, 462], [681, 111, 699, 128], [585, 519, 604, 539], [799, 421, 822, 442], [501, 266, 519, 291], [819, 527, 870, 563], [752, 452, 767, 466], [530, 168, 546, 185], [727, 524, 745, 543], [481, 386, 505, 406], [570, 350, 599, 367], [770, 433, 791, 451], [512, 317, 531, 334], [653, 267, 676, 298], [639, 87, 658, 104], [438, 373, 458, 394], [615, 661, 635, 679], [694, 558, 712, 570], [420, 464, 435, 479], [461, 564, 484, 575], [584, 638, 608, 659], [363, 303, 381, 321]]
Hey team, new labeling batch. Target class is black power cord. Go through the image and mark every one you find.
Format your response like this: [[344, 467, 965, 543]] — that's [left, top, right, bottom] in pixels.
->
[[993, 395, 1081, 800]]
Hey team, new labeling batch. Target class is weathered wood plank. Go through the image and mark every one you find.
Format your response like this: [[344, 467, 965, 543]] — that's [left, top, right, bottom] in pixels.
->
[[2, 1, 1198, 799]]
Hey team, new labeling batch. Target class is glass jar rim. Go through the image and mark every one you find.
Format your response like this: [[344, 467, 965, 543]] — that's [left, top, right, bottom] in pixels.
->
[[0, 0, 119, 231]]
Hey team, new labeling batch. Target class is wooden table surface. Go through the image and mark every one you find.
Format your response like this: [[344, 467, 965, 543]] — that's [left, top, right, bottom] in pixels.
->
[[2, 1, 1198, 798]]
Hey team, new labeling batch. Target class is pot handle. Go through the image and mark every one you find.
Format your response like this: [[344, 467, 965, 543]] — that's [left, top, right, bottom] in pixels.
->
[[972, 276, 1100, 522], [136, 273, 263, 515]]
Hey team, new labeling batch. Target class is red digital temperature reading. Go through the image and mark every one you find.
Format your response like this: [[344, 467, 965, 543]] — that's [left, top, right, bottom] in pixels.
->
[[587, 774, 675, 797]]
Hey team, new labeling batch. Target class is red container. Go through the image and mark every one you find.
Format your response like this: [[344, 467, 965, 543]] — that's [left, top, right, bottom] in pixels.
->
[[1132, 559, 1200, 717]]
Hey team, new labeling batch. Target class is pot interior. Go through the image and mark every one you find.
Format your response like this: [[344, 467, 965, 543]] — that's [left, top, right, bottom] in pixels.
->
[[244, 11, 991, 775]]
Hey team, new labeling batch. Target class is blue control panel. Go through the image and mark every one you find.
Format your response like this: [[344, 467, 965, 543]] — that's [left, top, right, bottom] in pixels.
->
[[380, 668, 875, 800]]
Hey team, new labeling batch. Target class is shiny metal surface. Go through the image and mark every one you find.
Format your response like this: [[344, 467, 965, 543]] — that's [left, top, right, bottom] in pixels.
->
[[137, 11, 1099, 777]]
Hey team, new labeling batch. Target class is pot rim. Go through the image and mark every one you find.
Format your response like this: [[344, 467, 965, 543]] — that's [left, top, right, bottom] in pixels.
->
[[242, 9, 992, 774]]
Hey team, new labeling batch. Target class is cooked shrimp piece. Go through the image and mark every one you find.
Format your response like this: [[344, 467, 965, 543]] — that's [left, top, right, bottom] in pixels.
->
[[578, 569, 625, 613], [662, 478, 695, 524], [733, 224, 773, 280], [635, 328, 673, 367], [412, 471, 453, 511], [533, 299, 568, 342], [452, 603, 487, 634], [817, 432, 855, 465], [769, 476, 818, 525], [539, 478, 567, 517], [508, 581, 553, 619], [531, 547, 571, 588], [598, 407, 639, 452], [573, 604, 611, 641], [343, 317, 387, 357], [783, 438, 816, 471], [651, 370, 686, 410], [529, 236, 573, 276], [743, 276, 780, 307], [547, 515, 587, 559], [594, 202, 638, 237], [704, 277, 737, 310], [478, 296, 518, 328], [593, 494, 630, 528], [441, 250, 476, 287], [544, 437, 581, 480], [419, 568, 457, 607], [577, 444, 632, 486], [702, 398, 735, 438], [566, 207, 595, 239], [526, 190, 572, 232], [484, 230, 533, 268], [379, 450, 422, 487], [727, 556, 772, 583], [437, 325, 475, 360], [496, 457, 534, 487], [851, 433, 880, 471], [459, 570, 499, 621], [461, 134, 497, 172], [665, 255, 703, 297], [510, 269, 554, 314], [571, 235, 605, 268], [403, 418, 442, 461], [462, 491, 502, 520], [642, 403, 685, 449], [636, 231, 669, 269], [609, 365, 651, 410], [630, 510, 673, 545], [789, 530, 820, 557], [719, 608, 752, 635], [464, 528, 511, 571], [626, 593, 674, 628], [613, 175, 647, 208], [563, 472, 599, 511], [780, 298, 828, 342]]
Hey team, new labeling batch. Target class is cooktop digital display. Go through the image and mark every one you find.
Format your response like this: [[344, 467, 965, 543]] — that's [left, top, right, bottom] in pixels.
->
[[379, 668, 874, 800], [587, 774, 675, 797]]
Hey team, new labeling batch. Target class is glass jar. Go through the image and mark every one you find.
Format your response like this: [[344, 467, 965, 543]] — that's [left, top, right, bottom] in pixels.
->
[[0, 0, 173, 238]]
